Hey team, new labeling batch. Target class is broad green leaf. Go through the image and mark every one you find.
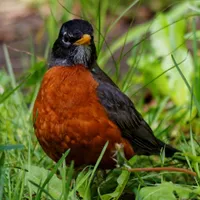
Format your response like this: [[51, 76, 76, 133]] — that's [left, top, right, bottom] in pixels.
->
[[24, 165, 62, 198], [128, 54, 170, 96], [73, 169, 92, 198], [99, 157, 137, 200], [99, 170, 130, 200], [137, 182, 199, 200]]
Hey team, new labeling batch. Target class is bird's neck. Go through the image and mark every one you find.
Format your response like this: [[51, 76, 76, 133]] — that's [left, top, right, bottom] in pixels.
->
[[49, 46, 97, 69], [50, 54, 98, 69], [49, 54, 73, 68]]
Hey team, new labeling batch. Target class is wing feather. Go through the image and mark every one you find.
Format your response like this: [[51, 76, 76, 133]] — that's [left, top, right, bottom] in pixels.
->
[[91, 63, 177, 156]]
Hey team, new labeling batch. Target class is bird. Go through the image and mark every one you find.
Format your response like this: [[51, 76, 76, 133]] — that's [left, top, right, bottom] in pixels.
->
[[33, 19, 179, 169]]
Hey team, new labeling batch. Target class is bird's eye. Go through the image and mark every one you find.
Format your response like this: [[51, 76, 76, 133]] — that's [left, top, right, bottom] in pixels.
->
[[62, 36, 68, 43], [62, 32, 71, 47], [62, 37, 71, 47]]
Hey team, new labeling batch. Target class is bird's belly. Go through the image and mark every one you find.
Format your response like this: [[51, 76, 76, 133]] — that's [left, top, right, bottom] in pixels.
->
[[34, 104, 131, 168]]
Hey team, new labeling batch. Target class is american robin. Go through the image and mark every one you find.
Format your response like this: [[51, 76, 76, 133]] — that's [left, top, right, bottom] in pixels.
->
[[33, 19, 178, 168]]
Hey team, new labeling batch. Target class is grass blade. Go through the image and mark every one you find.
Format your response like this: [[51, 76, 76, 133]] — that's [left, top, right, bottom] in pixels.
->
[[35, 149, 70, 199], [3, 44, 17, 88], [84, 141, 109, 199], [107, 0, 139, 34], [0, 144, 24, 151], [64, 161, 74, 199], [0, 74, 31, 104], [171, 54, 200, 114], [0, 152, 5, 199], [29, 180, 56, 200]]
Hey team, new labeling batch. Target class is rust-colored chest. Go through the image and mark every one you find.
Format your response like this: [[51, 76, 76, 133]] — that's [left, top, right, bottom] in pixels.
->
[[33, 65, 134, 168]]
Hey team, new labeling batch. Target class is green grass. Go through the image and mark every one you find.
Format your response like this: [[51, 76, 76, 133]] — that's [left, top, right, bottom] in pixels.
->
[[1, 0, 200, 199]]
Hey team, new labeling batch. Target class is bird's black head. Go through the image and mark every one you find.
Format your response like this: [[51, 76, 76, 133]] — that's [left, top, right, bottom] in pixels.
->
[[49, 19, 97, 68]]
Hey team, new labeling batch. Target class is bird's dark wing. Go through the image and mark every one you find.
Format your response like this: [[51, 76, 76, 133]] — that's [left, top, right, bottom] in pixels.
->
[[91, 63, 177, 156]]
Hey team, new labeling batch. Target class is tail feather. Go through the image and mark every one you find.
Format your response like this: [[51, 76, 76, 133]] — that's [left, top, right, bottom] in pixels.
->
[[157, 139, 180, 157]]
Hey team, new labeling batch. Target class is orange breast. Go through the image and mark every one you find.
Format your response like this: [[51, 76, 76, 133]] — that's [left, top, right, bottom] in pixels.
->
[[33, 65, 134, 168]]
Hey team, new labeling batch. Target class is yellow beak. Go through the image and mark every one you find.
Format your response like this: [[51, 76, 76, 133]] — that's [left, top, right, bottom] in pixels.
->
[[74, 34, 91, 45]]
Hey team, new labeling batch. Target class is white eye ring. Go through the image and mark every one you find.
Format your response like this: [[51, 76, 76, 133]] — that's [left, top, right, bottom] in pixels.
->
[[62, 32, 67, 42], [62, 32, 71, 47]]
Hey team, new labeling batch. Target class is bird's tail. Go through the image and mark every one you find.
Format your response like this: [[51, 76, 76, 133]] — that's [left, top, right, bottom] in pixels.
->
[[157, 139, 180, 158]]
